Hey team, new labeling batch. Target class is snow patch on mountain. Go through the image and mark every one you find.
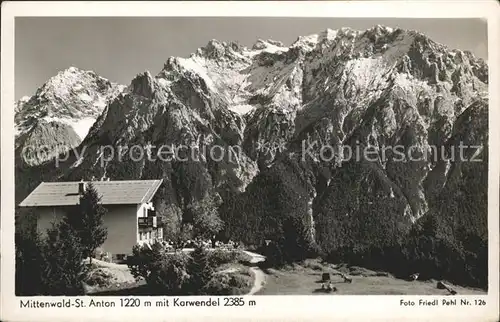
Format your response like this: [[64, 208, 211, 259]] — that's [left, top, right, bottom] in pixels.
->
[[79, 93, 93, 102], [177, 57, 217, 92], [42, 116, 97, 140], [157, 77, 172, 88], [229, 104, 254, 115]]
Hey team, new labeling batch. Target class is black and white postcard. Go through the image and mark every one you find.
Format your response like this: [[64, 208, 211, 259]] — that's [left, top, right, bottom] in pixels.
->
[[1, 1, 499, 321]]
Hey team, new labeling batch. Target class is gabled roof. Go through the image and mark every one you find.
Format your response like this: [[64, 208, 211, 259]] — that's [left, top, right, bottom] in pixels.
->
[[19, 179, 163, 207]]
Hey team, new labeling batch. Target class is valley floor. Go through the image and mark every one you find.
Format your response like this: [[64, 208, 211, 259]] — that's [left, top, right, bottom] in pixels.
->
[[255, 259, 487, 296], [84, 254, 486, 296]]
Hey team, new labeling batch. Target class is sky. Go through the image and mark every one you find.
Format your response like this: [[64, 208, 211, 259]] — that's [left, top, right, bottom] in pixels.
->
[[15, 17, 488, 100]]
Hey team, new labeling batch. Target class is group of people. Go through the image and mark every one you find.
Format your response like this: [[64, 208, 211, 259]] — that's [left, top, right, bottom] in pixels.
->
[[321, 282, 337, 292], [158, 238, 239, 250]]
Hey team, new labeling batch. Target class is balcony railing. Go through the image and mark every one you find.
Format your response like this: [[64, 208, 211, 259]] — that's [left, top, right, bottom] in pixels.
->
[[138, 216, 163, 228]]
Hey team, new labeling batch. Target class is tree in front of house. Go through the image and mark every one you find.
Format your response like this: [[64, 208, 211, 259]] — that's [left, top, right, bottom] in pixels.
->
[[15, 230, 44, 295], [40, 221, 88, 295], [63, 182, 108, 263]]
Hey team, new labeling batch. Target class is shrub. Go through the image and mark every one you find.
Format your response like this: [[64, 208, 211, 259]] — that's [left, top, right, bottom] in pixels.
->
[[127, 242, 191, 294], [85, 268, 113, 288], [302, 259, 324, 271], [147, 254, 191, 295], [128, 242, 169, 282], [204, 272, 252, 295], [207, 249, 250, 267]]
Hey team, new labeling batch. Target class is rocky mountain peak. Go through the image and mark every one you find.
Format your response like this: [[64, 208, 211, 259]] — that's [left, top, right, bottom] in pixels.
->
[[16, 67, 125, 124], [130, 71, 157, 98], [15, 67, 125, 166]]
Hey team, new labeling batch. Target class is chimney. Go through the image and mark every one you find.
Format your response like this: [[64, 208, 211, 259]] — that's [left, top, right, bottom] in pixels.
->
[[78, 181, 86, 195]]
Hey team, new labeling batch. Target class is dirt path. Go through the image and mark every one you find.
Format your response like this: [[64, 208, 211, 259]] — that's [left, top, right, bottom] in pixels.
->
[[243, 251, 266, 295], [248, 267, 265, 295]]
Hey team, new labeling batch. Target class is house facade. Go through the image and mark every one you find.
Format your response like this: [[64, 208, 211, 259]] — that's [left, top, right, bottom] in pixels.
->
[[19, 179, 164, 258]]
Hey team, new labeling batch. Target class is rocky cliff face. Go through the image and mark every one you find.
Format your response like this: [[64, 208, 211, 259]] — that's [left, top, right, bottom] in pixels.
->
[[15, 67, 125, 167], [15, 26, 488, 251]]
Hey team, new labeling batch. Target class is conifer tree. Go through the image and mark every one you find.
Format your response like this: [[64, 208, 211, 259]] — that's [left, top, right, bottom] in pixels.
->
[[15, 230, 44, 295], [40, 221, 88, 295], [63, 182, 108, 264], [187, 245, 214, 294]]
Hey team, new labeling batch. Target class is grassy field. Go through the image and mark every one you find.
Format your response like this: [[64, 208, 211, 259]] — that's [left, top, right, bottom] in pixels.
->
[[256, 258, 487, 295]]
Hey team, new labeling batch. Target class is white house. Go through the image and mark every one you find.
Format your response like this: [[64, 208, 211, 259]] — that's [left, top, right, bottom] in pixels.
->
[[19, 179, 164, 259]]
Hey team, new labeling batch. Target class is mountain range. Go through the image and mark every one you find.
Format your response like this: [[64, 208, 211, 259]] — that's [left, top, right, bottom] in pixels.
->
[[15, 26, 488, 283]]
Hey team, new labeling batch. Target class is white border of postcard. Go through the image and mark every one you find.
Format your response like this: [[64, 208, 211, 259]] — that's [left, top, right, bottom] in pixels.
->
[[2, 1, 499, 321]]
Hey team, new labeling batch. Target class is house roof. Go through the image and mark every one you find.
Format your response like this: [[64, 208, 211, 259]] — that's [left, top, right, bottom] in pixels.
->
[[19, 179, 163, 207]]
